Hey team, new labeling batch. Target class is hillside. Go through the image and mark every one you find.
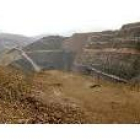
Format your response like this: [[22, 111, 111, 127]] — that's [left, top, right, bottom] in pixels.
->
[[24, 36, 65, 51], [0, 33, 35, 50], [0, 66, 139, 123], [0, 36, 74, 72], [73, 23, 140, 81], [0, 21, 140, 81]]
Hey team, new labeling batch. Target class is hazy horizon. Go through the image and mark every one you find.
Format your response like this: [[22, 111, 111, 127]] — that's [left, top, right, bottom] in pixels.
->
[[0, 0, 140, 37]]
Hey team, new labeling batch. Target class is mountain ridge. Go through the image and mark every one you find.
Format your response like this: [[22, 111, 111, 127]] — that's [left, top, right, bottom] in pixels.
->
[[0, 21, 140, 81]]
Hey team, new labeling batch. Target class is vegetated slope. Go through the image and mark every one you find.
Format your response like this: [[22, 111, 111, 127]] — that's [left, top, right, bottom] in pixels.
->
[[0, 36, 75, 72], [24, 36, 65, 51], [0, 33, 35, 50], [0, 66, 140, 123], [0, 66, 93, 123]]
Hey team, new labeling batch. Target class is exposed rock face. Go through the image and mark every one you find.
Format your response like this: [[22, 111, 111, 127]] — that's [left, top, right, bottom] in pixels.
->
[[74, 23, 140, 80], [62, 33, 91, 52], [119, 22, 140, 37]]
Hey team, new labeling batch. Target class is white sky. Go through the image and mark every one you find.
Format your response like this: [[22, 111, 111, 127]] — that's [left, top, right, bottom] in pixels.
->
[[0, 0, 140, 36]]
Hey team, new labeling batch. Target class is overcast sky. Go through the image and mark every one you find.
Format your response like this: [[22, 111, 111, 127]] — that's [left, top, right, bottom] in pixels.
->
[[0, 0, 140, 36]]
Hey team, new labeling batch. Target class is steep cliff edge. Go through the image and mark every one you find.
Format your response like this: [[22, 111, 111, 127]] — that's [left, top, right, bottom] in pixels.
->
[[74, 22, 140, 80]]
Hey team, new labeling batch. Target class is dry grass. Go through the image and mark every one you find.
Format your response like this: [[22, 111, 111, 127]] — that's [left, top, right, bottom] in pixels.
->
[[0, 67, 140, 123], [32, 70, 140, 123], [0, 67, 93, 123]]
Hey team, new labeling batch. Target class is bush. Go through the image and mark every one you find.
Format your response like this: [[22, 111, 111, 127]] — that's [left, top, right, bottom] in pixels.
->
[[0, 66, 31, 101]]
